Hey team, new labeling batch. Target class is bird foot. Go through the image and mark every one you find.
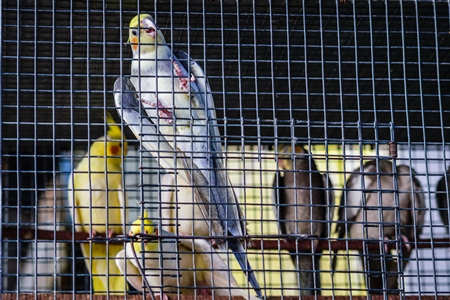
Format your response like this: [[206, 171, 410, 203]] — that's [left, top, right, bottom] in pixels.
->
[[400, 234, 412, 252], [173, 60, 194, 93], [155, 292, 169, 300], [90, 229, 98, 237], [383, 236, 391, 253], [140, 97, 174, 124], [108, 229, 114, 238]]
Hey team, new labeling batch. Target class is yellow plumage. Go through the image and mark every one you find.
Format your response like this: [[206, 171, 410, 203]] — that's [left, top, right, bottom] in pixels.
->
[[68, 113, 128, 293]]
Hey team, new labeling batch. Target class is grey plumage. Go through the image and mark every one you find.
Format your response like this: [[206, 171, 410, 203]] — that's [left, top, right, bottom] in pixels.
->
[[334, 160, 425, 293], [272, 145, 334, 295], [436, 168, 450, 234]]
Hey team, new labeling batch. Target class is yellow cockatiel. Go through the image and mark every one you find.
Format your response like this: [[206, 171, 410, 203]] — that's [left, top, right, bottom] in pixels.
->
[[68, 113, 128, 293]]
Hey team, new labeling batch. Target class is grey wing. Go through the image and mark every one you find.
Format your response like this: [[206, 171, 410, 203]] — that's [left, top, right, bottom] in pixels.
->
[[397, 165, 426, 234], [113, 77, 190, 186], [272, 171, 288, 235], [173, 50, 223, 157], [436, 170, 450, 232], [322, 173, 335, 237], [337, 166, 371, 238]]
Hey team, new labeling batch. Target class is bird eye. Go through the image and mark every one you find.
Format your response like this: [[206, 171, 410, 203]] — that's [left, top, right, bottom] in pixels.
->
[[131, 29, 137, 36]]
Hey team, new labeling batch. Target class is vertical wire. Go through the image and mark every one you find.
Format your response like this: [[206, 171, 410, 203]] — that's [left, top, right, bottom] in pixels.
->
[[85, 2, 94, 295], [14, 2, 20, 295], [0, 0, 3, 292], [269, 2, 282, 293], [398, 0, 412, 294], [299, 1, 310, 294], [202, 0, 220, 295], [235, 1, 251, 293], [135, 3, 148, 298], [253, 1, 266, 295], [350, 1, 369, 294], [69, 0, 76, 295], [384, 0, 402, 295], [235, 2, 246, 262], [33, 2, 39, 296], [367, 1, 389, 294], [411, 0, 425, 294], [433, 0, 446, 295], [334, 0, 349, 294], [118, 0, 129, 295], [318, 1, 326, 293], [101, 0, 112, 295], [50, 1, 59, 294]]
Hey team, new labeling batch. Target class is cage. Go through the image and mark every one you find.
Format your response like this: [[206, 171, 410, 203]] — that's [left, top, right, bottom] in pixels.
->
[[1, 0, 450, 299]]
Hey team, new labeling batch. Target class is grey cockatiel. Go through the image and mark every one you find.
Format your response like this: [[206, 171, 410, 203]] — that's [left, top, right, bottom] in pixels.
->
[[334, 160, 425, 293], [436, 168, 450, 234], [272, 145, 335, 295]]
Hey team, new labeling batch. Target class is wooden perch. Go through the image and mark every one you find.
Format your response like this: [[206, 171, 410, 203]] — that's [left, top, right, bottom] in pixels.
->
[[2, 226, 450, 251]]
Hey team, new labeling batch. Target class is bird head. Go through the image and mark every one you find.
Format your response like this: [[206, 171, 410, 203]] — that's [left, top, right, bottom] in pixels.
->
[[129, 210, 158, 252], [128, 14, 166, 55], [276, 144, 307, 170]]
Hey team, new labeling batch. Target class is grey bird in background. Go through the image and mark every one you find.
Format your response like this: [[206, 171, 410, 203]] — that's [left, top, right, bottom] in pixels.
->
[[334, 160, 425, 293], [272, 145, 334, 295], [436, 168, 450, 234]]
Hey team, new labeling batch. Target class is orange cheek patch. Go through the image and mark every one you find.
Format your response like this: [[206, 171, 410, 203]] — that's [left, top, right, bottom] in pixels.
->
[[109, 145, 120, 156], [130, 36, 138, 51]]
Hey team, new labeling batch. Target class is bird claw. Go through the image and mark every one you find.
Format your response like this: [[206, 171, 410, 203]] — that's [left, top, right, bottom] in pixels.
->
[[400, 234, 412, 252]]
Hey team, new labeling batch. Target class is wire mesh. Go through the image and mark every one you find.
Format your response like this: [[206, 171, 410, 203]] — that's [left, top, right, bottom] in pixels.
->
[[1, 0, 450, 299]]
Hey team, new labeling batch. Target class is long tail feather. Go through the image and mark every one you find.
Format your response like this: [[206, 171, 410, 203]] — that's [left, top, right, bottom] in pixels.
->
[[228, 239, 262, 298]]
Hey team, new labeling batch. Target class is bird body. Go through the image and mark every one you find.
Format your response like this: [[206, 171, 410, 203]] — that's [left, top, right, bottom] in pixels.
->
[[335, 160, 425, 293], [436, 168, 450, 234], [159, 173, 210, 236], [68, 114, 128, 293], [114, 13, 262, 297], [116, 213, 258, 299], [272, 145, 334, 295]]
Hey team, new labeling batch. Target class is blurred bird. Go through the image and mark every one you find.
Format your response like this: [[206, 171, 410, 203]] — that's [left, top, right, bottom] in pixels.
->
[[436, 168, 450, 234], [334, 160, 425, 293], [112, 13, 262, 297], [159, 173, 210, 236], [272, 144, 334, 295], [115, 211, 259, 300], [20, 177, 69, 292], [68, 113, 128, 293]]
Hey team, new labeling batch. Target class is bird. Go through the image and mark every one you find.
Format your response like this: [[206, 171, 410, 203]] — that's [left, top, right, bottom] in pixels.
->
[[436, 168, 450, 234], [68, 113, 128, 293], [159, 173, 210, 237], [20, 177, 69, 292], [334, 160, 425, 293], [272, 144, 334, 295], [115, 211, 259, 300], [113, 13, 262, 297]]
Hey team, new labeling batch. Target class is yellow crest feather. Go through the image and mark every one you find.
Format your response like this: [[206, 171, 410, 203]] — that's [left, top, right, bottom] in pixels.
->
[[104, 112, 123, 140], [128, 13, 152, 43]]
